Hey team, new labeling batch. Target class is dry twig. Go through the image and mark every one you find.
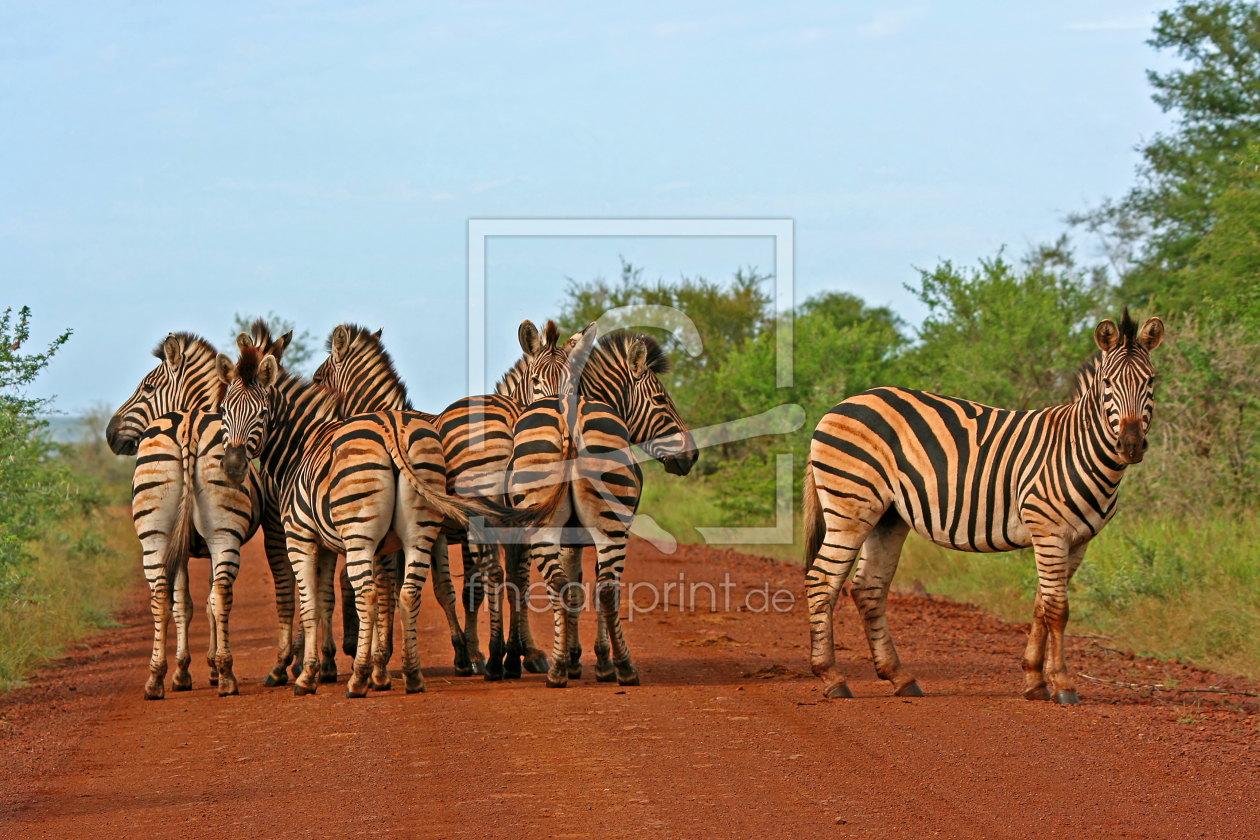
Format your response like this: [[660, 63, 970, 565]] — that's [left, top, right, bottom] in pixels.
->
[[1078, 673, 1259, 698]]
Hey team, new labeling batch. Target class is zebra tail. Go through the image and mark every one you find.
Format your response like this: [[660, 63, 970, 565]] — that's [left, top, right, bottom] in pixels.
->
[[160, 412, 197, 596], [377, 421, 543, 534], [802, 462, 824, 575]]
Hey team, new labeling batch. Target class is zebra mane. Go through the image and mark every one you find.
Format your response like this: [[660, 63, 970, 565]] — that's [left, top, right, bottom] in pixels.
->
[[1072, 352, 1102, 402], [592, 330, 671, 376], [1118, 307, 1138, 350], [321, 323, 411, 410], [151, 332, 217, 361]]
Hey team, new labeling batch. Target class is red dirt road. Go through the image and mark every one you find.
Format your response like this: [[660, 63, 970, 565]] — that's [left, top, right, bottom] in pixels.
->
[[2, 537, 1258, 839]]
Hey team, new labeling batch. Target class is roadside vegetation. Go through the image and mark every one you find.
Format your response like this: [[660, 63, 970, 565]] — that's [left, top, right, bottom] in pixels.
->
[[0, 309, 136, 688], [568, 1, 1260, 679]]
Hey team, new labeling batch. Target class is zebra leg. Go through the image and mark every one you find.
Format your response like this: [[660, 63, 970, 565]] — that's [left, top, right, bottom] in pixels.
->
[[394, 495, 440, 696], [502, 543, 527, 679], [594, 539, 638, 686], [209, 548, 243, 696], [345, 546, 378, 698], [593, 555, 616, 682], [850, 514, 920, 697], [290, 537, 324, 696], [204, 588, 219, 687], [1032, 540, 1085, 705], [1022, 589, 1051, 701], [262, 519, 297, 687], [806, 516, 869, 700], [507, 546, 550, 675], [482, 544, 507, 681], [340, 562, 358, 658], [317, 554, 339, 683], [533, 534, 571, 689], [461, 539, 488, 675], [430, 535, 472, 676], [170, 562, 194, 692], [369, 553, 397, 691], [144, 571, 171, 700], [561, 547, 584, 679]]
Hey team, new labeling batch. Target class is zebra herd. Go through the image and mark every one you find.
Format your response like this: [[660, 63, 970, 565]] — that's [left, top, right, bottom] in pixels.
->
[[106, 307, 1162, 705], [107, 318, 694, 698]]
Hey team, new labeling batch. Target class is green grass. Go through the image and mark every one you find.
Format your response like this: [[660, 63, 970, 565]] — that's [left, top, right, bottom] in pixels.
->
[[638, 471, 1260, 679], [0, 506, 139, 689]]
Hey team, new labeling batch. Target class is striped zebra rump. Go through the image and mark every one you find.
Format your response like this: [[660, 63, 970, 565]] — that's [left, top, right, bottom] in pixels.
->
[[217, 346, 539, 697], [804, 310, 1164, 705], [132, 409, 263, 699]]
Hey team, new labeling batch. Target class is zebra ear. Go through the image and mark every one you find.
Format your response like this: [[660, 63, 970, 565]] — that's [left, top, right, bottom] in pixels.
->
[[563, 323, 599, 388], [236, 332, 252, 351], [163, 334, 183, 368], [1094, 319, 1120, 352], [518, 320, 541, 355], [563, 321, 598, 354], [373, 328, 383, 339], [627, 339, 648, 379], [273, 330, 293, 362], [214, 353, 236, 385], [258, 355, 279, 388], [331, 325, 351, 360], [1138, 317, 1164, 352]]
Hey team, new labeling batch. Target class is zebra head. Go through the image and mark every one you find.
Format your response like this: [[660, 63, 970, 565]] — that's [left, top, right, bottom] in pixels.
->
[[585, 331, 698, 476], [311, 324, 407, 413], [215, 345, 281, 485], [106, 332, 218, 456], [496, 319, 573, 405], [1092, 308, 1164, 465]]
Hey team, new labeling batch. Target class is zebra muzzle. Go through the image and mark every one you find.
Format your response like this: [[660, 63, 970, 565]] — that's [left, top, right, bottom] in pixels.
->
[[223, 443, 250, 484], [105, 415, 137, 456], [1116, 419, 1147, 464]]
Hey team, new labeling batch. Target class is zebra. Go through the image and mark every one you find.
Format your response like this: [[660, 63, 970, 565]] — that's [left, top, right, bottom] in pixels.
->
[[429, 319, 580, 679], [311, 319, 575, 678], [505, 330, 697, 688], [803, 309, 1164, 704], [214, 344, 541, 696], [107, 328, 295, 696]]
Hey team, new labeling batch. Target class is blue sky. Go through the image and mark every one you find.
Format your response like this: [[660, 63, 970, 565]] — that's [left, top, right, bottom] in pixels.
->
[[2, 2, 1173, 412]]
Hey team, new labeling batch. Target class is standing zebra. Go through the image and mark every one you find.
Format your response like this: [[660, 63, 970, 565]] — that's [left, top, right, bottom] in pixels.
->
[[803, 310, 1164, 704], [106, 328, 291, 696], [506, 330, 697, 688], [215, 345, 539, 696], [312, 319, 575, 678], [430, 319, 579, 679]]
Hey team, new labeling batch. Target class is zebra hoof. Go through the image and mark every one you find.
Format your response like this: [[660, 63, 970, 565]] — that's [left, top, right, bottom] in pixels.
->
[[319, 668, 338, 684], [208, 675, 219, 687], [504, 655, 523, 680], [294, 682, 317, 697], [1023, 685, 1050, 701], [171, 679, 192, 693], [470, 659, 487, 676], [524, 656, 550, 674], [371, 677, 392, 692], [1054, 689, 1080, 706], [617, 673, 640, 687], [568, 662, 583, 680], [218, 681, 239, 697], [595, 668, 617, 683], [546, 676, 568, 689], [143, 682, 164, 701], [264, 670, 288, 688], [342, 641, 357, 658], [895, 680, 925, 698], [405, 680, 426, 695], [824, 683, 854, 699], [291, 662, 304, 679]]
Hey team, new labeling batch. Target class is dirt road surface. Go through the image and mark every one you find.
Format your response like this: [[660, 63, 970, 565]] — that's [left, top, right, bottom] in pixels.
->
[[2, 536, 1258, 839]]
